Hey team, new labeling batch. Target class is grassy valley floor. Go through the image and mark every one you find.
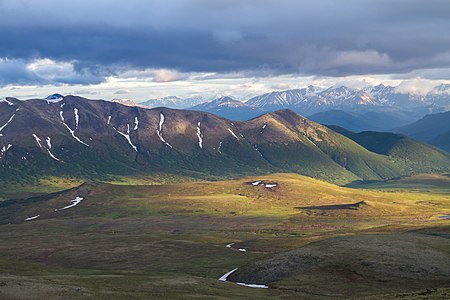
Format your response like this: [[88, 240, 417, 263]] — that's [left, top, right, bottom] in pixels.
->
[[0, 173, 449, 299]]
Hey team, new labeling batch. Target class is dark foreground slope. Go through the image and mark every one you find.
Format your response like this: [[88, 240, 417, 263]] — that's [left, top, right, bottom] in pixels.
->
[[1, 96, 449, 184], [229, 232, 450, 298]]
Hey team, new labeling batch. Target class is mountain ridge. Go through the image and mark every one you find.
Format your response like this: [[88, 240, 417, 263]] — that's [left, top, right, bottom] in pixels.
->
[[393, 111, 450, 152], [187, 84, 449, 121], [1, 96, 449, 184]]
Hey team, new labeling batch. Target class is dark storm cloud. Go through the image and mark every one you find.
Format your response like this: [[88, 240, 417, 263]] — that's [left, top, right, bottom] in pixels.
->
[[0, 0, 449, 85]]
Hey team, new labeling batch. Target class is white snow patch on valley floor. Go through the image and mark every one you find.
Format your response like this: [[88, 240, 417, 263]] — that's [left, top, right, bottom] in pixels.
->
[[218, 267, 269, 289], [219, 268, 239, 281], [196, 122, 204, 149], [236, 282, 268, 289], [218, 141, 222, 154], [107, 115, 112, 125], [265, 184, 277, 188], [226, 243, 234, 248], [25, 215, 40, 221], [156, 113, 173, 148], [134, 117, 139, 130], [250, 181, 278, 188], [55, 196, 84, 211], [238, 248, 247, 252]]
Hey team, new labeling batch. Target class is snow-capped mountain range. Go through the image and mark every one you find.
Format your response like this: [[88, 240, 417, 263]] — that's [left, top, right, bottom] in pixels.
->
[[140, 96, 204, 109], [111, 98, 146, 108], [246, 84, 450, 114], [45, 83, 450, 120], [187, 84, 450, 120]]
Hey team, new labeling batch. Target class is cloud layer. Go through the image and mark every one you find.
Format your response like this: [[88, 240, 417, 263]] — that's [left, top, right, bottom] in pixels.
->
[[0, 0, 449, 88]]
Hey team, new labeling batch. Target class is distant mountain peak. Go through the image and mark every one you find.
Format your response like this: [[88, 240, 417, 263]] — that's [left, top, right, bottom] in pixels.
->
[[141, 95, 204, 109], [111, 98, 144, 107], [212, 96, 246, 107]]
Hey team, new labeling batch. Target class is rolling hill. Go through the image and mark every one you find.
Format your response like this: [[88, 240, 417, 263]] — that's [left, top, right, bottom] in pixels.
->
[[0, 173, 448, 299], [394, 111, 450, 152], [1, 96, 450, 184], [329, 126, 450, 174]]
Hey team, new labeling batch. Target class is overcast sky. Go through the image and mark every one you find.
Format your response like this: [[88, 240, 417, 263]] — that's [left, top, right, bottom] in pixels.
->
[[1, 0, 449, 100]]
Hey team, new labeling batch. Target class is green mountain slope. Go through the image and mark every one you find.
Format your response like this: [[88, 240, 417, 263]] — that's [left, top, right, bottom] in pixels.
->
[[1, 96, 450, 184], [330, 125, 450, 174], [240, 110, 405, 182], [394, 111, 450, 153], [429, 131, 450, 153]]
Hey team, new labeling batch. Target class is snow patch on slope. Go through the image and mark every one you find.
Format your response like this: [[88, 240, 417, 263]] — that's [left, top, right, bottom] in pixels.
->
[[0, 113, 16, 136], [33, 134, 62, 161], [196, 122, 204, 149], [73, 108, 80, 129], [0, 144, 12, 159], [116, 124, 138, 151], [25, 215, 40, 221], [260, 124, 267, 134], [227, 128, 239, 140], [47, 149, 61, 161], [32, 134, 43, 148], [0, 98, 14, 106], [59, 109, 89, 147], [156, 113, 173, 148], [46, 137, 52, 149]]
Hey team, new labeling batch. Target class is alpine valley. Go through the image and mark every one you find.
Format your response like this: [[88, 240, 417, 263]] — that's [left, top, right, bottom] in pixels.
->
[[2, 2, 450, 299], [1, 95, 450, 300]]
